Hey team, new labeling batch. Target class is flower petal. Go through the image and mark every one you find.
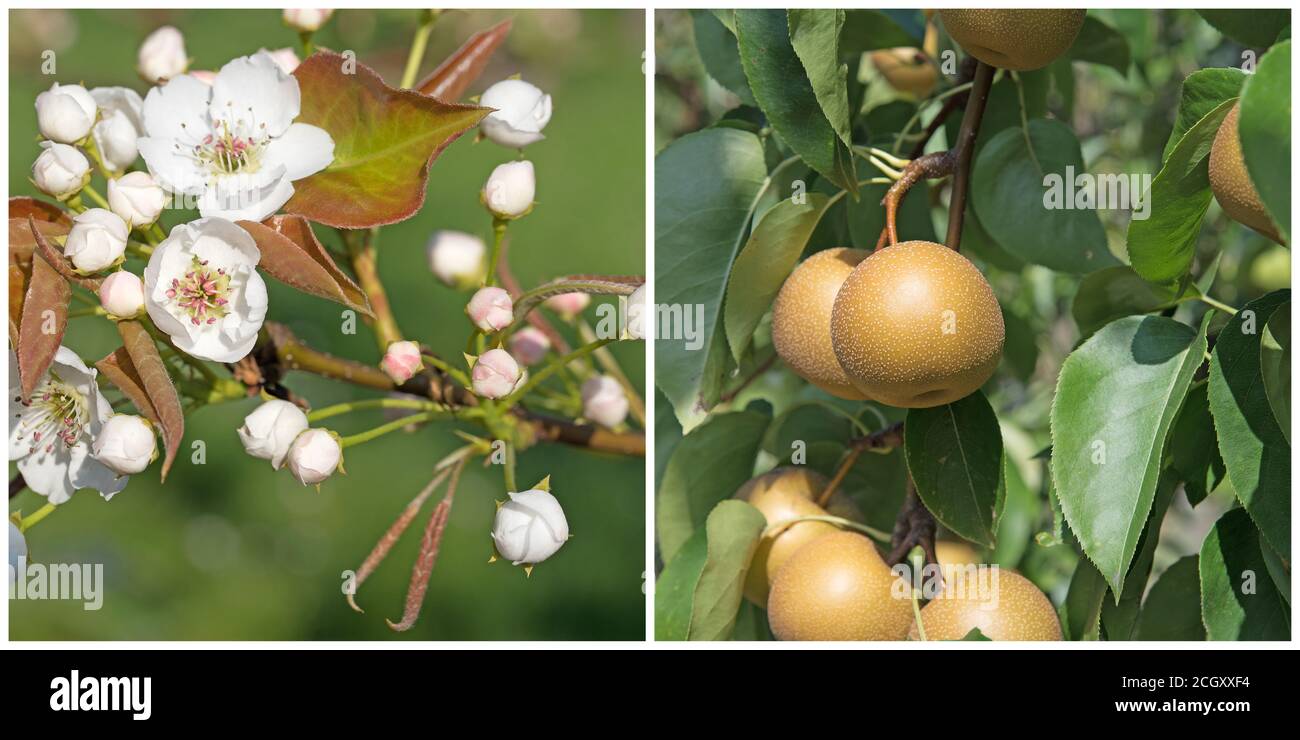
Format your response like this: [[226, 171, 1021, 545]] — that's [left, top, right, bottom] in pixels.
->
[[210, 52, 300, 138], [197, 170, 294, 222], [142, 74, 212, 142], [137, 135, 206, 195], [261, 123, 334, 181]]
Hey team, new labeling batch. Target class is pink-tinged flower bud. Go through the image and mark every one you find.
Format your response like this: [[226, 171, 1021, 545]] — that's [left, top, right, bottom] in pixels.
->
[[91, 414, 157, 476], [381, 340, 423, 384], [107, 171, 166, 227], [137, 26, 188, 84], [544, 291, 590, 319], [508, 326, 551, 366], [426, 230, 486, 289], [581, 375, 629, 428], [285, 428, 342, 486], [98, 270, 146, 318], [471, 348, 521, 399], [283, 8, 334, 32], [481, 160, 535, 219], [238, 399, 309, 470], [35, 82, 96, 144], [467, 286, 514, 332]]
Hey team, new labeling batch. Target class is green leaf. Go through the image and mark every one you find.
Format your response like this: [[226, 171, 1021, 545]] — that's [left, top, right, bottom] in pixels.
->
[[1240, 39, 1291, 244], [1260, 304, 1290, 443], [1051, 315, 1209, 594], [1064, 558, 1107, 640], [1102, 473, 1177, 635], [1000, 306, 1039, 382], [1198, 10, 1291, 48], [904, 391, 1003, 547], [761, 401, 851, 458], [655, 128, 767, 426], [1128, 98, 1237, 286], [687, 500, 769, 640], [846, 180, 936, 248], [239, 217, 372, 317], [1208, 289, 1291, 559], [1071, 266, 1195, 339], [725, 193, 832, 361], [840, 10, 919, 54], [992, 452, 1037, 570], [730, 600, 772, 640], [1135, 556, 1206, 640], [1200, 508, 1291, 640], [1067, 16, 1131, 74], [972, 119, 1117, 273], [1168, 384, 1227, 506], [736, 9, 856, 193], [284, 51, 490, 228], [1261, 537, 1291, 607], [656, 409, 769, 563], [960, 627, 991, 641], [691, 10, 756, 106], [654, 386, 683, 492], [1161, 68, 1246, 163], [653, 529, 707, 641], [788, 9, 853, 148]]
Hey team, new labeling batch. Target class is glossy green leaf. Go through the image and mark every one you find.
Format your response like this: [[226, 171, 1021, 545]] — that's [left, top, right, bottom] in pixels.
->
[[1169, 383, 1226, 506], [687, 500, 768, 640], [1065, 557, 1107, 640], [840, 10, 919, 54], [1260, 304, 1290, 443], [1135, 556, 1206, 640], [1198, 10, 1291, 48], [904, 391, 1003, 547], [285, 51, 490, 228], [1102, 474, 1176, 635], [725, 193, 831, 361], [654, 386, 683, 492], [788, 9, 852, 148], [1239, 39, 1291, 244], [691, 10, 755, 106], [731, 600, 772, 640], [1071, 265, 1195, 339], [1200, 508, 1290, 640], [1161, 68, 1246, 163], [972, 120, 1116, 273], [992, 453, 1036, 570], [655, 127, 767, 426], [1128, 99, 1236, 286], [1051, 315, 1208, 594], [656, 409, 769, 563], [845, 180, 936, 248], [1067, 16, 1131, 74], [653, 529, 707, 641], [736, 9, 856, 193], [1208, 289, 1291, 558]]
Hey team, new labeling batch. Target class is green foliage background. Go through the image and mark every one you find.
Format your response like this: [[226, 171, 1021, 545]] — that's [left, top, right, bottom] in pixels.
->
[[9, 8, 646, 640]]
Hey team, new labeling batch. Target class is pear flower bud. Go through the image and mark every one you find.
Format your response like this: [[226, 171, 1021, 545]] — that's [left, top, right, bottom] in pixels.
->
[[381, 341, 423, 384], [508, 326, 551, 366], [479, 79, 553, 149], [466, 286, 514, 332], [261, 47, 301, 74], [64, 208, 128, 274], [137, 26, 188, 83], [625, 284, 647, 340], [581, 375, 629, 428], [481, 160, 535, 220], [35, 82, 96, 144], [91, 414, 157, 476], [238, 399, 309, 470], [107, 171, 166, 227], [90, 87, 145, 172], [492, 489, 570, 566], [544, 291, 590, 319], [286, 428, 342, 486], [471, 348, 521, 399], [283, 8, 334, 32], [98, 270, 146, 318], [10, 521, 28, 572], [426, 230, 486, 289], [32, 142, 90, 199]]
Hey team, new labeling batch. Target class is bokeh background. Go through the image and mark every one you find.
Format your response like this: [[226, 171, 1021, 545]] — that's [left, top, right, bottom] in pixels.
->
[[9, 8, 646, 640]]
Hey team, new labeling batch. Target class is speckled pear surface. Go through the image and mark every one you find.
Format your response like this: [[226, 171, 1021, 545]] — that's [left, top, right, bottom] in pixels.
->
[[909, 566, 1062, 641], [940, 9, 1086, 71], [772, 247, 870, 400], [1209, 103, 1283, 245]]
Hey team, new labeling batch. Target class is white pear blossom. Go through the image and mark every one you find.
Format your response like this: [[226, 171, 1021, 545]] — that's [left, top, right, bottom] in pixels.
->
[[107, 171, 167, 227], [492, 489, 569, 566], [625, 284, 647, 340], [98, 271, 146, 318], [8, 347, 129, 504], [581, 375, 629, 428], [32, 142, 90, 199], [481, 160, 536, 220], [426, 230, 485, 289], [283, 9, 334, 33], [285, 428, 341, 485], [35, 82, 96, 144], [137, 51, 335, 222], [480, 79, 552, 149], [64, 209, 129, 274], [238, 399, 308, 469], [90, 87, 146, 171], [137, 26, 188, 84], [143, 217, 268, 362], [92, 414, 157, 476]]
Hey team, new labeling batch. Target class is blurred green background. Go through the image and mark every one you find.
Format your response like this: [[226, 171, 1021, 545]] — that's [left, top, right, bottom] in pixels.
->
[[9, 8, 646, 640]]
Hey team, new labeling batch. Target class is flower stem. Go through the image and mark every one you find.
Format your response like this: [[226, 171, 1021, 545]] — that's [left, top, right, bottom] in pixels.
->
[[909, 546, 928, 641], [299, 30, 315, 57], [507, 337, 614, 404], [399, 10, 438, 90], [344, 229, 403, 350], [485, 218, 507, 288], [81, 183, 111, 211], [339, 410, 441, 448], [421, 354, 471, 388], [19, 502, 57, 533], [1198, 294, 1239, 316], [503, 441, 517, 491], [763, 514, 892, 544], [308, 397, 439, 423]]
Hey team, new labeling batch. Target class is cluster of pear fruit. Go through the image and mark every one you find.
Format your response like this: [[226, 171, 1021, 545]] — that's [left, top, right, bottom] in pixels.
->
[[738, 468, 1062, 641]]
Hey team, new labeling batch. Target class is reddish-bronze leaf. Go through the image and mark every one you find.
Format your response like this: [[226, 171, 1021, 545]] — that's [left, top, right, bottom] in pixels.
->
[[9, 264, 27, 347], [17, 253, 70, 399], [387, 460, 463, 632], [238, 217, 373, 317], [284, 51, 491, 228], [116, 320, 185, 482], [95, 346, 160, 424], [416, 18, 513, 102], [10, 217, 68, 267], [9, 197, 71, 226], [27, 217, 102, 292]]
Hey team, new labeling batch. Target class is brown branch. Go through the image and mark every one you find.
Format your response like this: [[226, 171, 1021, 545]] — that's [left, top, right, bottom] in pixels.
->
[[945, 61, 995, 250], [817, 421, 906, 508], [885, 480, 938, 570]]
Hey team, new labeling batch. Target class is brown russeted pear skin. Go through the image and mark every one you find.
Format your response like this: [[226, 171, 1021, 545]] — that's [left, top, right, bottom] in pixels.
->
[[1209, 103, 1284, 245], [733, 467, 863, 606], [870, 47, 939, 98], [830, 240, 1004, 409], [767, 531, 914, 641], [939, 9, 1086, 71], [909, 566, 1062, 641], [772, 247, 870, 400]]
